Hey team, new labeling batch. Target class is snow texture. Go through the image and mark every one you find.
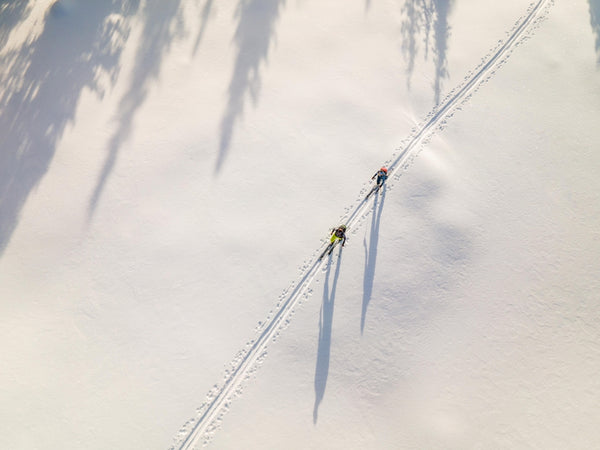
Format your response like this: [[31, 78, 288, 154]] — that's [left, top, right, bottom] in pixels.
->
[[1, 0, 600, 449]]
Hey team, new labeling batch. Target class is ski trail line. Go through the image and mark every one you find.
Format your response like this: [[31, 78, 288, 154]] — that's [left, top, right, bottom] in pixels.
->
[[342, 0, 553, 230], [171, 1, 553, 448]]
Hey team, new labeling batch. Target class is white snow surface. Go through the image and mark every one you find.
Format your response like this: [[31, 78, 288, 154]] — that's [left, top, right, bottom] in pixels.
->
[[1, 0, 600, 449]]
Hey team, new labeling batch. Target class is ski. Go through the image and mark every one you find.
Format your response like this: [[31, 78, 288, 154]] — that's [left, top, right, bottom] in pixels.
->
[[327, 240, 339, 256], [318, 243, 334, 260], [364, 186, 375, 200], [364, 184, 380, 200], [318, 240, 341, 260]]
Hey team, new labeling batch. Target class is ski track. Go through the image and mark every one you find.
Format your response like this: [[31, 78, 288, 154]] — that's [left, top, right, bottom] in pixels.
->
[[171, 1, 553, 448]]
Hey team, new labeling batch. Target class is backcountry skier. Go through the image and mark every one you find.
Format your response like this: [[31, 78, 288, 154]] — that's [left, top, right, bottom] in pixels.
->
[[372, 166, 388, 189], [319, 225, 347, 260], [330, 224, 347, 247]]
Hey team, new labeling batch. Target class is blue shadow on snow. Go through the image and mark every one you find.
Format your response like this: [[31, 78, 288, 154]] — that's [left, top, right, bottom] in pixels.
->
[[215, 0, 286, 173], [590, 0, 600, 64], [0, 1, 137, 255], [400, 0, 454, 105], [87, 0, 186, 219], [313, 247, 343, 424], [361, 186, 386, 334]]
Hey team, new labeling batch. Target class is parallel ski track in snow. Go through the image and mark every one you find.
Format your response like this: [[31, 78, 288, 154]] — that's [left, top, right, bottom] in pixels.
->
[[171, 1, 553, 448]]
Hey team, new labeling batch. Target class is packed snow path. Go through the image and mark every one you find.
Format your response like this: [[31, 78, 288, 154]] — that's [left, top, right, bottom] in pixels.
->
[[171, 1, 554, 448]]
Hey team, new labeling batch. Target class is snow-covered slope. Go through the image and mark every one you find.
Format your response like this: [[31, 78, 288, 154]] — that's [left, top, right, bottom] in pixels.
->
[[1, 1, 599, 449]]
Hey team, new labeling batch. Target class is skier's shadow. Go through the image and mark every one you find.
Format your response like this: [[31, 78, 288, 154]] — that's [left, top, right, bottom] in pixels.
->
[[361, 186, 386, 334], [313, 249, 343, 424]]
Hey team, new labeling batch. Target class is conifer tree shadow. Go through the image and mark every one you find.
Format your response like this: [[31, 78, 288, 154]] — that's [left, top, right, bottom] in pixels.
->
[[590, 0, 600, 64], [0, 0, 30, 52], [88, 0, 185, 219], [215, 0, 286, 173], [191, 0, 214, 57], [313, 249, 343, 424], [361, 187, 386, 334], [400, 0, 454, 105], [0, 1, 137, 255]]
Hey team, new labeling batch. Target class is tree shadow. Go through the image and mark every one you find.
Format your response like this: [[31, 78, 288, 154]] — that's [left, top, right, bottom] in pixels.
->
[[313, 249, 343, 424], [361, 187, 386, 335], [191, 0, 214, 57], [215, 0, 286, 173], [88, 0, 185, 219], [401, 0, 433, 91], [0, 0, 31, 52], [430, 0, 452, 105], [0, 1, 137, 255], [590, 0, 600, 64], [400, 0, 454, 105]]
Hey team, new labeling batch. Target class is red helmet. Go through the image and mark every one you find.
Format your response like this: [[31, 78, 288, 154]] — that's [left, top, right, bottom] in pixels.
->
[[380, 167, 388, 173]]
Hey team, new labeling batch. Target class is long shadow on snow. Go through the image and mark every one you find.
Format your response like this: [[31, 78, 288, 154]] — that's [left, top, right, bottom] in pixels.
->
[[88, 0, 185, 219], [361, 187, 386, 334], [590, 0, 600, 64], [191, 0, 214, 57], [313, 248, 343, 424], [400, 0, 454, 105], [0, 0, 30, 52], [215, 0, 285, 173], [0, 1, 137, 255]]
